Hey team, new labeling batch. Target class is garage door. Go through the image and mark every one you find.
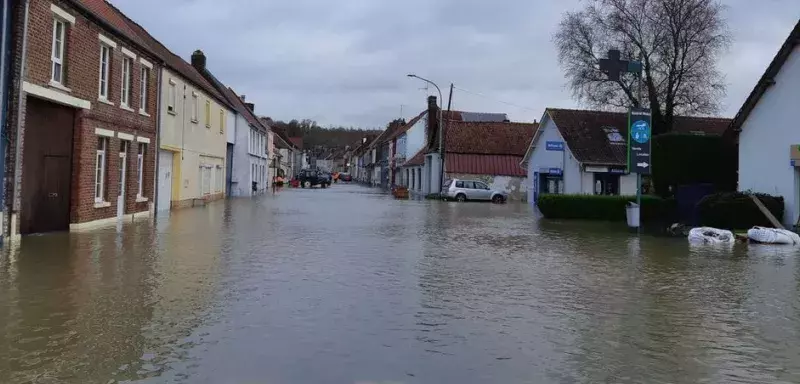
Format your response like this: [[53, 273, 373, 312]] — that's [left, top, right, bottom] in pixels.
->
[[157, 150, 173, 212]]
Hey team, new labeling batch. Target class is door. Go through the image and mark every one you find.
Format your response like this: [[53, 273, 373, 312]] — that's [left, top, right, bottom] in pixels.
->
[[474, 181, 492, 200], [20, 97, 74, 234], [117, 144, 128, 217], [157, 150, 173, 212], [40, 156, 71, 232]]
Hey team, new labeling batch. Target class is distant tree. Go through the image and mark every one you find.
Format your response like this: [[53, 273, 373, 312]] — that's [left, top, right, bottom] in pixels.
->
[[554, 0, 730, 134]]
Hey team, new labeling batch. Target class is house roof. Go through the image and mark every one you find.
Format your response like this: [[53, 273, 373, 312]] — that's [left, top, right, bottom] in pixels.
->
[[445, 121, 537, 156], [730, 20, 800, 133], [224, 87, 268, 132], [385, 111, 426, 142], [71, 0, 152, 52], [288, 137, 304, 150], [545, 108, 732, 165], [446, 154, 526, 177], [403, 148, 426, 167], [98, 0, 230, 109]]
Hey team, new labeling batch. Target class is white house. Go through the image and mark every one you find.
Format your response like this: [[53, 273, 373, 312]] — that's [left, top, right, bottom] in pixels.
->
[[732, 21, 800, 227], [521, 108, 731, 203]]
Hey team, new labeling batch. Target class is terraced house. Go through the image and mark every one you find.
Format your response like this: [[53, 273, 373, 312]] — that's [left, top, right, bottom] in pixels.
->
[[4, 0, 159, 238]]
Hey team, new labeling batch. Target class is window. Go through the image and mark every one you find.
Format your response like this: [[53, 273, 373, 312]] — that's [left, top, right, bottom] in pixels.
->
[[137, 143, 146, 198], [98, 45, 111, 99], [121, 57, 133, 107], [51, 19, 66, 84], [219, 110, 224, 134], [215, 166, 223, 193], [119, 141, 129, 198], [593, 173, 620, 195], [191, 93, 198, 122], [139, 67, 149, 113], [95, 138, 108, 202], [204, 100, 211, 127], [168, 81, 176, 113], [475, 181, 489, 190]]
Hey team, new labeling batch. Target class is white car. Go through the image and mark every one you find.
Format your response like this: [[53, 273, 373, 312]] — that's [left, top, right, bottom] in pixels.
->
[[442, 179, 507, 203]]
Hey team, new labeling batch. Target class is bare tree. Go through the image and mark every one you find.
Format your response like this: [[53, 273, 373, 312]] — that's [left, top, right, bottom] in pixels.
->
[[554, 0, 730, 134]]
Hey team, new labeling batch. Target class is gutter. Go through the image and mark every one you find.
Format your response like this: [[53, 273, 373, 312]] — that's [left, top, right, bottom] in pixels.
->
[[8, 0, 30, 240], [0, 0, 11, 242]]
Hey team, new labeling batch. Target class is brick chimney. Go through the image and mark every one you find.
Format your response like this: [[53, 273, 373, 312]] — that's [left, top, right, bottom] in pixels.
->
[[191, 50, 206, 71], [245, 102, 255, 112], [426, 96, 439, 150]]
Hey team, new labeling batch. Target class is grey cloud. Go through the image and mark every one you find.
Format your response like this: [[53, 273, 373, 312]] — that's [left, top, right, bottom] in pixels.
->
[[114, 0, 799, 128]]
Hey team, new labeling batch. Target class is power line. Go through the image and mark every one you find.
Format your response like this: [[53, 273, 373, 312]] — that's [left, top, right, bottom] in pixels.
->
[[451, 85, 541, 114]]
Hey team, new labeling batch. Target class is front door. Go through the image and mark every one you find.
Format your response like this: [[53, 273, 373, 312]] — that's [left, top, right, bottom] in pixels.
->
[[118, 143, 128, 218], [40, 156, 71, 232], [157, 150, 173, 212], [20, 97, 74, 234]]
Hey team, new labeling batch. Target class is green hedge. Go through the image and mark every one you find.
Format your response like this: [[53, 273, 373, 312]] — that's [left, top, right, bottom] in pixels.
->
[[537, 194, 676, 222], [697, 192, 783, 229], [652, 134, 737, 196]]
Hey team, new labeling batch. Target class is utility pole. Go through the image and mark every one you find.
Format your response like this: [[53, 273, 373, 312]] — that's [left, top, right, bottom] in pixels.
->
[[441, 83, 454, 193]]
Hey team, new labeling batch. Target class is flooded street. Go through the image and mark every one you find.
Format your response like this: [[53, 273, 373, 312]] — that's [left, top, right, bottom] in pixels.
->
[[2, 184, 800, 383]]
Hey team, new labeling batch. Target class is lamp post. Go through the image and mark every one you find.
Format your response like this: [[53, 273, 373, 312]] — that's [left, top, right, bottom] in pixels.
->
[[407, 74, 445, 193]]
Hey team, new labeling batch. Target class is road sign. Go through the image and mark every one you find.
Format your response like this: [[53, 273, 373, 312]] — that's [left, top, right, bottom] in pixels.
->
[[628, 108, 652, 175]]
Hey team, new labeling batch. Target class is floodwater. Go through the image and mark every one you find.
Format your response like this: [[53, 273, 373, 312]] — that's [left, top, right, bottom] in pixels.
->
[[1, 184, 800, 384]]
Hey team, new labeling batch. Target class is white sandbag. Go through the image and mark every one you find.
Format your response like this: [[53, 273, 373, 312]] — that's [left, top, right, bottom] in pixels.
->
[[688, 227, 735, 244], [747, 226, 800, 245]]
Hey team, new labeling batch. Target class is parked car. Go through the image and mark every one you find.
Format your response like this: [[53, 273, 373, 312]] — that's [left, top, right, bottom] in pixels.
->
[[296, 169, 331, 188], [442, 179, 507, 203], [340, 173, 352, 182]]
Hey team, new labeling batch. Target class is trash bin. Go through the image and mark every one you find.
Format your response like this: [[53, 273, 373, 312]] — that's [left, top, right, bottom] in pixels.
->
[[626, 202, 640, 228]]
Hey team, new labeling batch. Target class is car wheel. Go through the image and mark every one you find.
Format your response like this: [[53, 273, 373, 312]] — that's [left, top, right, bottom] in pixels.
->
[[492, 195, 505, 204], [303, 181, 311, 188], [456, 194, 467, 202]]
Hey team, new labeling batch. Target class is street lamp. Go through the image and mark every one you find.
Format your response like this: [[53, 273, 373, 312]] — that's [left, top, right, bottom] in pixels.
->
[[407, 74, 445, 194]]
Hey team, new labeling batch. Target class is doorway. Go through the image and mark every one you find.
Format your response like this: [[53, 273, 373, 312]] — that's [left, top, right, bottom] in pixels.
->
[[20, 97, 74, 234]]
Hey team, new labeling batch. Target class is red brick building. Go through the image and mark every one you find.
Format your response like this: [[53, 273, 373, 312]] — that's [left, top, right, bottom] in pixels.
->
[[4, 0, 159, 238]]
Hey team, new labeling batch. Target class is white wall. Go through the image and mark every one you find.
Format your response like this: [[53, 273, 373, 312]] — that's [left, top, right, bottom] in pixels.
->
[[739, 45, 800, 226], [226, 111, 236, 144], [526, 114, 583, 200], [405, 115, 426, 158]]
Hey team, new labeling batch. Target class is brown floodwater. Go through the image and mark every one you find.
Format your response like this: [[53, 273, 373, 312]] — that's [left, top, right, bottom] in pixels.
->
[[1, 184, 800, 383]]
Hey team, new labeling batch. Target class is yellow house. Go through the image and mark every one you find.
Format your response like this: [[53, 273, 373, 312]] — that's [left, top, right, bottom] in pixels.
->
[[154, 52, 232, 211]]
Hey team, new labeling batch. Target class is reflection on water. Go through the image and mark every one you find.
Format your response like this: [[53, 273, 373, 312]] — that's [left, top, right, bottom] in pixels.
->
[[1, 185, 800, 383]]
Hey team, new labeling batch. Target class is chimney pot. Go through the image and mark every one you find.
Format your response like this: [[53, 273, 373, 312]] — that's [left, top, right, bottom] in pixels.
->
[[191, 50, 206, 71], [245, 102, 255, 112], [240, 94, 246, 102]]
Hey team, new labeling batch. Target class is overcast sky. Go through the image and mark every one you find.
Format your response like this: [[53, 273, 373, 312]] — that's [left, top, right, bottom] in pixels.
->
[[114, 0, 799, 129]]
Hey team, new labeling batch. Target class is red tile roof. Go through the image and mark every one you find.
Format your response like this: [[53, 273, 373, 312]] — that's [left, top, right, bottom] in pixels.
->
[[79, 0, 230, 108], [446, 154, 526, 177], [288, 137, 304, 150], [547, 108, 732, 165], [445, 121, 537, 156]]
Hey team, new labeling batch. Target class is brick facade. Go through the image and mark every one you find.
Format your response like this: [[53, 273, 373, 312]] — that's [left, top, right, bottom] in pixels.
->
[[4, 0, 159, 236]]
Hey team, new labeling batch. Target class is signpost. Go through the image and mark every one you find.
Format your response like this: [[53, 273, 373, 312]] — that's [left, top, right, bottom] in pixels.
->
[[600, 49, 649, 232]]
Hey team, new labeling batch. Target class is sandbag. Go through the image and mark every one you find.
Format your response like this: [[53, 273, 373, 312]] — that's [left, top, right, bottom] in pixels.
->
[[688, 227, 735, 244], [747, 226, 800, 245]]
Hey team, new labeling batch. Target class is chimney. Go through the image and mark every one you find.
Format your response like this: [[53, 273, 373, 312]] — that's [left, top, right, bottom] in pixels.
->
[[190, 50, 206, 71], [426, 95, 439, 148], [240, 94, 246, 102], [245, 102, 255, 112]]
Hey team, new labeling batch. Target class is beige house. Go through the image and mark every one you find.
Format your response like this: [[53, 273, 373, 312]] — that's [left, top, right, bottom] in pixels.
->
[[131, 33, 233, 211]]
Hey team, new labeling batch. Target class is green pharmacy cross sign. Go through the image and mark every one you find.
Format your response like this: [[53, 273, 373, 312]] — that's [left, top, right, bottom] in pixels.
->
[[628, 108, 652, 175]]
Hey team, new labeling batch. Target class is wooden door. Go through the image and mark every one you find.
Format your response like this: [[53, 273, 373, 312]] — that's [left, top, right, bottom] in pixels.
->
[[39, 156, 71, 232]]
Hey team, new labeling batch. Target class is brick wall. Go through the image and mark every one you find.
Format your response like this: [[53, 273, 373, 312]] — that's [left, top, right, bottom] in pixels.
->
[[5, 0, 160, 233]]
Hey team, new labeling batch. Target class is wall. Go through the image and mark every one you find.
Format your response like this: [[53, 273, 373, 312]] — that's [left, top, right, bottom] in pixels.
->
[[738, 45, 800, 226], [446, 173, 528, 201], [6, 0, 158, 234], [226, 109, 236, 144], [158, 67, 228, 206], [405, 115, 426, 158], [525, 114, 583, 200], [230, 112, 249, 196]]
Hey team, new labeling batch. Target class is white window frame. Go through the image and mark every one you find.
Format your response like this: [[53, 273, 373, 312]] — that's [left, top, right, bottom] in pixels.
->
[[167, 79, 176, 113], [139, 67, 149, 114], [204, 100, 211, 128], [137, 143, 146, 198], [191, 92, 198, 122], [120, 56, 133, 107], [98, 44, 111, 100], [95, 137, 108, 203], [219, 109, 224, 134], [51, 18, 66, 85]]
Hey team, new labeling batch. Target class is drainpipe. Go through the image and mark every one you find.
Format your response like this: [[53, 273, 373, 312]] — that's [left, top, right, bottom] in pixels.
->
[[8, 0, 30, 241], [0, 0, 11, 243], [151, 67, 162, 216]]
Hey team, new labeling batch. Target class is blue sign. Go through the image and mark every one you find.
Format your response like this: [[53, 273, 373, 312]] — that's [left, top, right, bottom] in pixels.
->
[[546, 141, 565, 151], [609, 167, 626, 174], [792, 160, 796, 167], [631, 120, 651, 144], [548, 168, 563, 176]]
